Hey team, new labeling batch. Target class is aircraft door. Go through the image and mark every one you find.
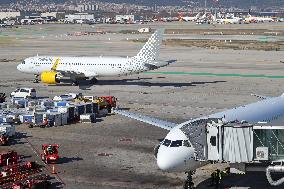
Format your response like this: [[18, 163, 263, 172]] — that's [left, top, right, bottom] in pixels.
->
[[206, 124, 220, 161]]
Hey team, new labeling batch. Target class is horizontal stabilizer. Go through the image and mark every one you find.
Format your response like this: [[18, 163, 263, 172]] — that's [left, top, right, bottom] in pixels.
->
[[144, 59, 177, 70], [113, 109, 176, 130]]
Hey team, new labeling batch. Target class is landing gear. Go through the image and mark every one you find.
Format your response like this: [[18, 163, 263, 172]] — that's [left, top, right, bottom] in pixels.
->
[[184, 171, 195, 189], [90, 77, 98, 84], [33, 74, 39, 83], [72, 81, 79, 86]]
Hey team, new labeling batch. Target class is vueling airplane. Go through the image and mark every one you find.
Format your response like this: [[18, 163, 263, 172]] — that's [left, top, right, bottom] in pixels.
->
[[17, 29, 172, 86]]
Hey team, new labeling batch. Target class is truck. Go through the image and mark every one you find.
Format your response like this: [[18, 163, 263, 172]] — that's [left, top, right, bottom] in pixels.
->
[[40, 144, 59, 164], [96, 96, 117, 113]]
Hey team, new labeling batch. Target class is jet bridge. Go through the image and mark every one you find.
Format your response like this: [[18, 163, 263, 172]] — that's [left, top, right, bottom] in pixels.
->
[[180, 119, 284, 186]]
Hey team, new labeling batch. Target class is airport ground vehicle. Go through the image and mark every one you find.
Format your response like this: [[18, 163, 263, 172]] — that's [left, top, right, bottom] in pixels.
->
[[40, 144, 59, 164], [28, 118, 50, 128], [10, 88, 36, 99], [0, 151, 18, 166], [0, 93, 6, 103], [53, 93, 77, 101], [96, 96, 117, 113], [0, 124, 15, 145]]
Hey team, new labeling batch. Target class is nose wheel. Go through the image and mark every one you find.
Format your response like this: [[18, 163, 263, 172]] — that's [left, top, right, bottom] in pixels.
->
[[184, 171, 195, 189], [33, 74, 39, 83]]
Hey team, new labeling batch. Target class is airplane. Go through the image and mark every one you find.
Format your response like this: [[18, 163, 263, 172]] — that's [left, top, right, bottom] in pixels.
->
[[114, 93, 284, 186], [17, 29, 173, 86], [245, 14, 274, 23], [179, 13, 201, 22]]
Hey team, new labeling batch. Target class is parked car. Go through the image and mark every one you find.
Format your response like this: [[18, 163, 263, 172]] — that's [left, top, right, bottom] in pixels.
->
[[10, 88, 36, 99], [53, 93, 77, 101]]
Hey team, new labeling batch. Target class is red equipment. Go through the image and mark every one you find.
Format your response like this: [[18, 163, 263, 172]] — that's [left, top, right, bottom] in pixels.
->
[[11, 174, 50, 189], [99, 96, 117, 113], [0, 134, 9, 145], [0, 151, 18, 166], [40, 144, 59, 164]]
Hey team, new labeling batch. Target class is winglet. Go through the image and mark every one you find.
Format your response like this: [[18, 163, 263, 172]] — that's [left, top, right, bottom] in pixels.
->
[[51, 58, 60, 71], [251, 93, 270, 100]]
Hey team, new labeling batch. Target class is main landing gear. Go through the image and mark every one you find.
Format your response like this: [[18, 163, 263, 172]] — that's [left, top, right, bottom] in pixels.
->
[[33, 74, 39, 83], [71, 81, 79, 86], [90, 77, 98, 84], [184, 171, 195, 189]]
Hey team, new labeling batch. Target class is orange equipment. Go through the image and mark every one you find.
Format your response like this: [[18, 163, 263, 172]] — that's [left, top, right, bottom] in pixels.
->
[[99, 96, 117, 113]]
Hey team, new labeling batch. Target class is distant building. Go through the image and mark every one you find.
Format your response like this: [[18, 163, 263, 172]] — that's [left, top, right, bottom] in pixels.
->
[[65, 13, 94, 23], [115, 15, 139, 23], [41, 12, 65, 20], [0, 11, 21, 20], [77, 4, 99, 12]]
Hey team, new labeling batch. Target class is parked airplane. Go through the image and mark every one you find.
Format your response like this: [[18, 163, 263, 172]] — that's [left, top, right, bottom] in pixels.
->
[[17, 29, 173, 86], [179, 13, 202, 22], [114, 93, 284, 186]]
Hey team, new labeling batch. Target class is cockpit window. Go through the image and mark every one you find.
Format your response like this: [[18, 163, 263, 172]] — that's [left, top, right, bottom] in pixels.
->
[[183, 140, 191, 147], [22, 61, 25, 64], [162, 139, 171, 147], [170, 140, 183, 147]]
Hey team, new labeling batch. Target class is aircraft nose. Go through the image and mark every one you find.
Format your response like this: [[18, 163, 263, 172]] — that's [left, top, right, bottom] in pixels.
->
[[157, 146, 179, 171], [17, 64, 22, 71], [157, 154, 173, 171], [156, 142, 196, 172]]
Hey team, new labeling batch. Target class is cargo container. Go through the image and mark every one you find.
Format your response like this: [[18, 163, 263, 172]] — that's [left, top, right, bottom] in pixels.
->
[[54, 101, 69, 107], [61, 112, 68, 125], [0, 123, 15, 137], [80, 113, 95, 123], [19, 114, 33, 123]]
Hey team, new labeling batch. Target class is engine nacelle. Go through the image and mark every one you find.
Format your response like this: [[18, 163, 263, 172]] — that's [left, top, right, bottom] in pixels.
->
[[41, 71, 60, 84]]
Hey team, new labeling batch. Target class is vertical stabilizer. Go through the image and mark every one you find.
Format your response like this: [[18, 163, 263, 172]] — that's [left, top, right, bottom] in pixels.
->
[[136, 28, 164, 61]]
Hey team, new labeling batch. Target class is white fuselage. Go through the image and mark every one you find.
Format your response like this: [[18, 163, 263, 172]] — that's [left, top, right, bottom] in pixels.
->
[[17, 56, 149, 78], [157, 94, 284, 172]]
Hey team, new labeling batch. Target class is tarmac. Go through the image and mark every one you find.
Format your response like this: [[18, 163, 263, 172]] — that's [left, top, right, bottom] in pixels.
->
[[0, 22, 284, 188]]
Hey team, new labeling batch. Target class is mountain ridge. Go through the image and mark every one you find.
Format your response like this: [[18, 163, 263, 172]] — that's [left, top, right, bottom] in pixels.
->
[[1, 0, 284, 8]]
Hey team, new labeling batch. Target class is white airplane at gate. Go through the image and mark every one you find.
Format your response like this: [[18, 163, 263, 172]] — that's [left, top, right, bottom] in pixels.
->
[[17, 29, 172, 85], [114, 93, 284, 177]]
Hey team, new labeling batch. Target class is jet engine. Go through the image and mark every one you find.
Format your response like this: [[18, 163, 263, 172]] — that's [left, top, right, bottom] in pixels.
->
[[41, 71, 60, 84]]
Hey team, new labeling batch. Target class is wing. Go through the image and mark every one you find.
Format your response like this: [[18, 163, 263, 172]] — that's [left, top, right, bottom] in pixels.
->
[[113, 109, 177, 130], [51, 58, 97, 78], [57, 69, 97, 78]]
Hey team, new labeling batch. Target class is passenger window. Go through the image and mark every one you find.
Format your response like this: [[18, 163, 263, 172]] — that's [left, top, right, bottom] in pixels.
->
[[20, 89, 29, 93], [162, 139, 171, 147], [170, 140, 183, 147]]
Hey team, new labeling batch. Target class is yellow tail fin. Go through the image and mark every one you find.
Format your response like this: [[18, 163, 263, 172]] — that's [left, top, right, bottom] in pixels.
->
[[51, 58, 60, 71]]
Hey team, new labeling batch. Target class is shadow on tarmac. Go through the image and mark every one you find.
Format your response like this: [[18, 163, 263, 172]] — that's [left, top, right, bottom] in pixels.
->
[[196, 171, 284, 189]]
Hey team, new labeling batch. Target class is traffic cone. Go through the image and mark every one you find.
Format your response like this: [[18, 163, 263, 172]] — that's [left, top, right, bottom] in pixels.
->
[[52, 165, 56, 174]]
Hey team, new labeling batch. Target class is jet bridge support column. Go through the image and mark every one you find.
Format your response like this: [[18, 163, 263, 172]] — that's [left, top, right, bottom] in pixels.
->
[[266, 161, 284, 186]]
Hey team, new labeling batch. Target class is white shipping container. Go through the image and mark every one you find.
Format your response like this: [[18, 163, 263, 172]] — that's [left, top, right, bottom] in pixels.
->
[[61, 113, 68, 125], [54, 113, 62, 126], [80, 114, 95, 123], [0, 124, 15, 137], [58, 107, 69, 114]]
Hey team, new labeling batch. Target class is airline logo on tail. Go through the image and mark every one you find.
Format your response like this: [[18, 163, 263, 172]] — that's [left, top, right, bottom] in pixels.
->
[[51, 58, 60, 71]]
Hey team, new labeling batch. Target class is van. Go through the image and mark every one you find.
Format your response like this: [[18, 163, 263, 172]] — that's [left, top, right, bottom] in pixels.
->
[[10, 88, 36, 99]]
